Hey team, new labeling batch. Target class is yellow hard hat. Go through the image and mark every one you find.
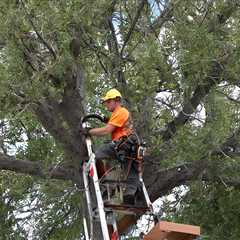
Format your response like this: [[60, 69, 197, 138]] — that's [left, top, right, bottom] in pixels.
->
[[101, 88, 122, 102]]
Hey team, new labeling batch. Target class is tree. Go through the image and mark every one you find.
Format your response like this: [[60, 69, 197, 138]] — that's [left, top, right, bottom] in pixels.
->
[[1, 0, 240, 239]]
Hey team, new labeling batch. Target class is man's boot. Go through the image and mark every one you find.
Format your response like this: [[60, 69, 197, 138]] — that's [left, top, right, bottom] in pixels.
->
[[123, 194, 135, 205], [123, 184, 136, 205]]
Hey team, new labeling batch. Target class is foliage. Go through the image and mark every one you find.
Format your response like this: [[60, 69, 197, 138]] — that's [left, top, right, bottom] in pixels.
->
[[1, 0, 240, 239], [168, 183, 240, 240]]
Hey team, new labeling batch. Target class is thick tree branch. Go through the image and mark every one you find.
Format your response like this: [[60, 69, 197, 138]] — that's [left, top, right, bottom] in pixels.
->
[[34, 99, 87, 166], [146, 124, 240, 201], [118, 126, 240, 233], [159, 0, 239, 141], [34, 99, 71, 146], [60, 63, 86, 130], [144, 159, 206, 202], [0, 153, 73, 181], [2, 125, 240, 234], [160, 60, 226, 141]]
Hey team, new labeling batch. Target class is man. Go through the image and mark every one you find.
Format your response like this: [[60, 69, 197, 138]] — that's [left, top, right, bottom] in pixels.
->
[[86, 88, 140, 205]]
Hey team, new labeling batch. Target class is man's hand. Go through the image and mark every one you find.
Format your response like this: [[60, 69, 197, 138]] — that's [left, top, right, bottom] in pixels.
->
[[79, 127, 91, 137]]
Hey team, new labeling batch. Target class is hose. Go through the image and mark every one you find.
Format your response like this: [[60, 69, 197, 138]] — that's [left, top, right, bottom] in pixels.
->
[[82, 114, 107, 124]]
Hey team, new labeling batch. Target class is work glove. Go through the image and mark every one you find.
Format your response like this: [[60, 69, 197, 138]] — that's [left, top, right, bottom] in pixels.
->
[[103, 116, 109, 123], [79, 127, 91, 137]]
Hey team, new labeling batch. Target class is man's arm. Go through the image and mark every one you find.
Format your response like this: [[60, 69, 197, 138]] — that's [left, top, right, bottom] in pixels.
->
[[89, 124, 116, 137]]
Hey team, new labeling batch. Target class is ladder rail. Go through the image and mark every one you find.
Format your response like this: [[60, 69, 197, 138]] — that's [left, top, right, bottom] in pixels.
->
[[82, 163, 94, 239], [139, 176, 153, 212], [110, 212, 119, 240], [83, 216, 90, 240], [85, 137, 111, 240]]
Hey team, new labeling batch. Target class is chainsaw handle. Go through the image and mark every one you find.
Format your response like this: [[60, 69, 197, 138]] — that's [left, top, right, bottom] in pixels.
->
[[82, 114, 108, 124]]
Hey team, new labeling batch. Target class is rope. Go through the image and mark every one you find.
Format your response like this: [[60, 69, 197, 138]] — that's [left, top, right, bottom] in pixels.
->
[[98, 166, 117, 183]]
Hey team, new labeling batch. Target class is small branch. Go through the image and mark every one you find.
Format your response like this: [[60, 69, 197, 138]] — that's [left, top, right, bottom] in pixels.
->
[[216, 89, 240, 104], [79, 26, 110, 75], [107, 16, 120, 57], [199, 0, 214, 26], [97, 54, 109, 75], [20, 0, 57, 59], [120, 0, 147, 56], [106, 15, 127, 85], [19, 38, 38, 71], [155, 97, 177, 111], [202, 173, 240, 189], [148, 0, 176, 33]]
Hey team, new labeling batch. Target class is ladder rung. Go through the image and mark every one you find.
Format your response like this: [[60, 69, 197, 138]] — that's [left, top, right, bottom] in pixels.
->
[[92, 208, 117, 225], [101, 179, 129, 185], [104, 203, 150, 215], [100, 180, 135, 190]]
